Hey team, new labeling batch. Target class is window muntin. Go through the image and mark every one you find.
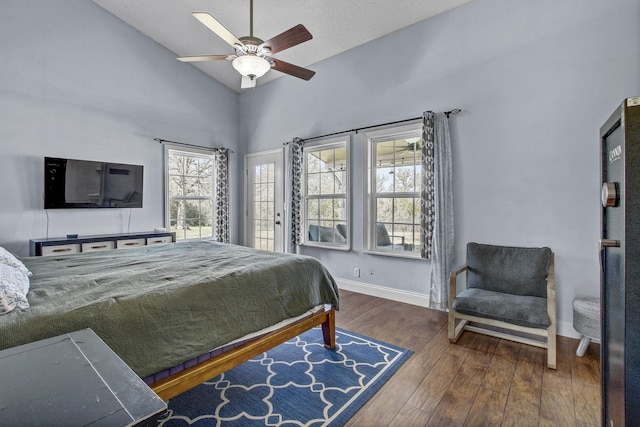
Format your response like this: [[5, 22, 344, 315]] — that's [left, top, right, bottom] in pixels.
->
[[303, 140, 349, 248], [367, 126, 422, 256], [166, 148, 215, 241]]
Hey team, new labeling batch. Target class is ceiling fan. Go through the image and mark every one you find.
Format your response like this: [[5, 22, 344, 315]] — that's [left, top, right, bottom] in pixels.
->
[[177, 0, 316, 89]]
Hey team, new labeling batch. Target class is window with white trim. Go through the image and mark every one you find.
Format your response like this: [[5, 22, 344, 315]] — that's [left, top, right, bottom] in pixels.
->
[[366, 124, 422, 257], [165, 146, 215, 240], [303, 138, 350, 249]]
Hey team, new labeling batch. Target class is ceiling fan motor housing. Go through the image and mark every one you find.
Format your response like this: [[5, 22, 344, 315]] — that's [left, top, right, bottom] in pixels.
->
[[236, 37, 270, 56]]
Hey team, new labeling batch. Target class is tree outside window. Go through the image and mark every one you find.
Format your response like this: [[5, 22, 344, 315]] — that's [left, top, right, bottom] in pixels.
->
[[166, 148, 214, 240], [368, 127, 423, 256]]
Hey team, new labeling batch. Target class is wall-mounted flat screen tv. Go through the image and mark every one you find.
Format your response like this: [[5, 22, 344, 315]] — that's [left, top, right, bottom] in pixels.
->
[[44, 157, 144, 209]]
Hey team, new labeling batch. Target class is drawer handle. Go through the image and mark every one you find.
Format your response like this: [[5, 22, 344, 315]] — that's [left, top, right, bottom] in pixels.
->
[[149, 240, 163, 243], [52, 248, 72, 253], [124, 242, 140, 246], [91, 245, 108, 249]]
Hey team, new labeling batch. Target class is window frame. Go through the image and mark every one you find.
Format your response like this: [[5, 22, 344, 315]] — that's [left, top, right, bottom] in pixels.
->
[[302, 136, 351, 250], [364, 122, 424, 259], [164, 144, 216, 241]]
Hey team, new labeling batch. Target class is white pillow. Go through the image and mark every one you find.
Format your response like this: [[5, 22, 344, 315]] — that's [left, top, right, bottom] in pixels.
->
[[0, 263, 30, 314], [0, 246, 31, 278]]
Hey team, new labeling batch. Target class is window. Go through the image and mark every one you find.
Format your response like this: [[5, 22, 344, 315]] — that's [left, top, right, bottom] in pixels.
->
[[366, 124, 423, 257], [303, 138, 350, 249], [165, 147, 215, 240]]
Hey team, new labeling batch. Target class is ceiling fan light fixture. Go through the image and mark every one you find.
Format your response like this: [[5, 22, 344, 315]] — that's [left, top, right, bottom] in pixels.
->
[[232, 55, 271, 79]]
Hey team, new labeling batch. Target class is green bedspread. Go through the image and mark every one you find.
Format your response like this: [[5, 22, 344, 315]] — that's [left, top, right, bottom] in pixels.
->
[[0, 240, 339, 378]]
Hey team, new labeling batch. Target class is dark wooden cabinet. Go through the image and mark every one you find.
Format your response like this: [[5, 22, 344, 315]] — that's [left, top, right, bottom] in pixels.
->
[[0, 329, 167, 426], [29, 231, 176, 256]]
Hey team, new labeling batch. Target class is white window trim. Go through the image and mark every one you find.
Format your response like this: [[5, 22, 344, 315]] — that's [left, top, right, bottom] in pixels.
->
[[164, 144, 216, 240], [363, 122, 424, 259], [302, 136, 351, 251]]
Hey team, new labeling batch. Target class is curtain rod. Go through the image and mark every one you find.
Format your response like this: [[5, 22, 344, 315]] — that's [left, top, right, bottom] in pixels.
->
[[285, 108, 461, 144], [154, 138, 234, 153]]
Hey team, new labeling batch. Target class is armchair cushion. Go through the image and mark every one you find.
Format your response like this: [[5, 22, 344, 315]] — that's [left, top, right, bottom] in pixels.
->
[[308, 225, 346, 244], [467, 243, 551, 298], [452, 288, 551, 329], [376, 223, 392, 246]]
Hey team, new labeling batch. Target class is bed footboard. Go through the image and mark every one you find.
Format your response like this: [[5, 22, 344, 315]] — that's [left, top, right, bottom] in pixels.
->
[[150, 305, 336, 401]]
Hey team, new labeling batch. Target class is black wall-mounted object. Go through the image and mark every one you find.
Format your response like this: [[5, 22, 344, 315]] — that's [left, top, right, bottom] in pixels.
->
[[44, 157, 144, 209]]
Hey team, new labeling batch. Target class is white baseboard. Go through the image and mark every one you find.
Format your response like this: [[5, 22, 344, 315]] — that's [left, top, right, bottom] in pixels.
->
[[336, 278, 432, 308], [335, 278, 581, 340]]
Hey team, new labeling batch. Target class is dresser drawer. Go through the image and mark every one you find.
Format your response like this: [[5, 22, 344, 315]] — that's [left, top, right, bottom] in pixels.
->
[[116, 238, 146, 249], [81, 241, 115, 252], [146, 236, 173, 245], [41, 244, 81, 257]]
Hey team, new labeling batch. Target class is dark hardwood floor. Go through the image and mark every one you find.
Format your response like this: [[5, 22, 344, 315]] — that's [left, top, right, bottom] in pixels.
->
[[335, 290, 601, 427]]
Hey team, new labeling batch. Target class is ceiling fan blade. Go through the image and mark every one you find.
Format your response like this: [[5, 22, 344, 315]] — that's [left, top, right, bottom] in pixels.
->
[[272, 59, 316, 81], [193, 12, 244, 48], [177, 55, 235, 62], [260, 24, 312, 55], [241, 75, 257, 89]]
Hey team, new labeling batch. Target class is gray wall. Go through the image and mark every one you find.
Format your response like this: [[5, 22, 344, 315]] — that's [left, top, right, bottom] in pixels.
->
[[1, 0, 638, 334], [0, 0, 239, 256], [238, 0, 640, 329]]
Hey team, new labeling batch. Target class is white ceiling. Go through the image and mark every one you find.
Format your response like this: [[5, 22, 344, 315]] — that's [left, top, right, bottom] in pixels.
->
[[92, 0, 472, 93]]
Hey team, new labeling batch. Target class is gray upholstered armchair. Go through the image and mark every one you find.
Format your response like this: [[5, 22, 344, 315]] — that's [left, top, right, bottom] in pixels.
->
[[448, 242, 556, 369]]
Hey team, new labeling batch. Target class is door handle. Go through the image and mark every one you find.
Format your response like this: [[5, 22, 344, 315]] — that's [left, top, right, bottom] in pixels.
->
[[275, 221, 281, 225], [599, 239, 620, 250], [599, 239, 620, 271]]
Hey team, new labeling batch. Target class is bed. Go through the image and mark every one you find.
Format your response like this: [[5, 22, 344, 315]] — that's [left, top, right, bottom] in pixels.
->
[[0, 239, 339, 400]]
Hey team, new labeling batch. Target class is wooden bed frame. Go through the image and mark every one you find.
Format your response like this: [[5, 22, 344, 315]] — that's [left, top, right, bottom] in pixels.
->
[[150, 305, 336, 401]]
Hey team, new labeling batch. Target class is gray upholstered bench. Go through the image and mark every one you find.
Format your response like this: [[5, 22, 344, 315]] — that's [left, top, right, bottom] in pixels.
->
[[572, 297, 600, 357]]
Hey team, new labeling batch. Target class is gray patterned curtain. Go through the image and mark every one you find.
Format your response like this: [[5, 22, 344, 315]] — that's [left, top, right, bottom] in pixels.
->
[[421, 111, 454, 310], [420, 112, 435, 258], [285, 138, 304, 253], [213, 148, 229, 243]]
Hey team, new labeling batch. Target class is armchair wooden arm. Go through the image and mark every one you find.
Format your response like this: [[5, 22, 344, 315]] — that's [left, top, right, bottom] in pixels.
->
[[546, 253, 556, 369], [448, 264, 468, 341]]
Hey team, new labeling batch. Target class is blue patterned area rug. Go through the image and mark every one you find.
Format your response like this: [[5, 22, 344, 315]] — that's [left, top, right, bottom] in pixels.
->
[[158, 327, 412, 426]]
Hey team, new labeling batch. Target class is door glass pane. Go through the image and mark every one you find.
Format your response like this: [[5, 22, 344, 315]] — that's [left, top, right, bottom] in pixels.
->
[[251, 160, 277, 252]]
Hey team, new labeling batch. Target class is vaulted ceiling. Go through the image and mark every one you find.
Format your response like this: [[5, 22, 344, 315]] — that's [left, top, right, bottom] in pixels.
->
[[92, 0, 472, 93]]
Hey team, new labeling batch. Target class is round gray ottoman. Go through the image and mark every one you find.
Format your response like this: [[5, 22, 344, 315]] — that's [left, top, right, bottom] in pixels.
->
[[572, 297, 600, 357]]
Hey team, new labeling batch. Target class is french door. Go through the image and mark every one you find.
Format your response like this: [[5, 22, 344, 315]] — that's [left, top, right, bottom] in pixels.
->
[[245, 149, 284, 252]]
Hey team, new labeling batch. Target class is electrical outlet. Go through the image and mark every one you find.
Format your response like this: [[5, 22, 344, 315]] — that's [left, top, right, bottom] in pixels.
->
[[353, 268, 360, 277]]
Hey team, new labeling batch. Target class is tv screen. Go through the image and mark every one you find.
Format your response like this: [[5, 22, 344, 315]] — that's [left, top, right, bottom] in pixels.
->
[[44, 157, 144, 209]]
